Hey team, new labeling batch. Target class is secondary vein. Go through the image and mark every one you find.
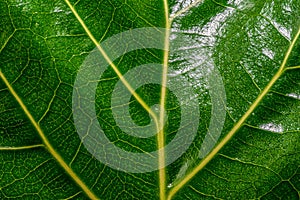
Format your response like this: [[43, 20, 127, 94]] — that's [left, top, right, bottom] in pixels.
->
[[285, 65, 300, 71], [166, 24, 300, 200], [0, 71, 99, 200], [63, 0, 159, 126], [0, 144, 44, 151]]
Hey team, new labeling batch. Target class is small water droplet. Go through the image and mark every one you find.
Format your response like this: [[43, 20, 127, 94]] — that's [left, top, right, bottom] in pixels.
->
[[287, 93, 300, 100], [262, 48, 275, 59], [259, 123, 284, 133]]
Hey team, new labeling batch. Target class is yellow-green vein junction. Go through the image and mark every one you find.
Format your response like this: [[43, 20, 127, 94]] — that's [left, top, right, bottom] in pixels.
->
[[0, 71, 99, 200], [166, 25, 300, 200], [63, 0, 159, 129]]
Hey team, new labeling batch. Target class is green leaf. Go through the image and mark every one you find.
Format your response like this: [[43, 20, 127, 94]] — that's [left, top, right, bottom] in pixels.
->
[[0, 0, 299, 199]]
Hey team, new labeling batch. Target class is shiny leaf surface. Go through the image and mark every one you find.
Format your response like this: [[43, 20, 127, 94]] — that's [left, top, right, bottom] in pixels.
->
[[0, 0, 299, 199]]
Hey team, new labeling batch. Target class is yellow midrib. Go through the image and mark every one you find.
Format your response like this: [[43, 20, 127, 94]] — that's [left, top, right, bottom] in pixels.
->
[[157, 0, 171, 199], [0, 71, 99, 200]]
